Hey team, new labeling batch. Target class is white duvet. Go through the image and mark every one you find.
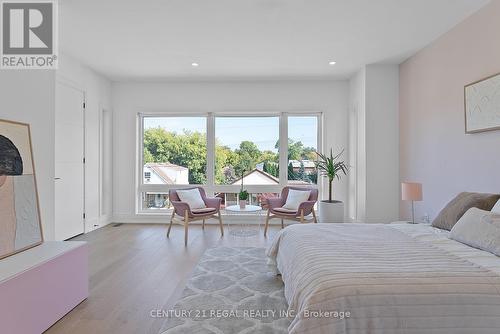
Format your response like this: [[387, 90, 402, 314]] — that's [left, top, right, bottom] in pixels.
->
[[267, 223, 500, 334]]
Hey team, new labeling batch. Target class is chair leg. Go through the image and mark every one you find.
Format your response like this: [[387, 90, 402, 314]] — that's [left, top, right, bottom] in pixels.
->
[[202, 219, 205, 230], [300, 209, 305, 223], [264, 209, 271, 237], [312, 208, 318, 223], [167, 210, 175, 237], [218, 211, 224, 237], [184, 210, 189, 247], [281, 218, 284, 229]]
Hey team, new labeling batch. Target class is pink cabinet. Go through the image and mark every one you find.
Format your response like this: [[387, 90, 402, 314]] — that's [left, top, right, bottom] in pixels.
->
[[0, 242, 88, 334]]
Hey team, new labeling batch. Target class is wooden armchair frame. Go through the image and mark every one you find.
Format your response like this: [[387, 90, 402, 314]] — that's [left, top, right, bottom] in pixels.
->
[[167, 187, 224, 246]]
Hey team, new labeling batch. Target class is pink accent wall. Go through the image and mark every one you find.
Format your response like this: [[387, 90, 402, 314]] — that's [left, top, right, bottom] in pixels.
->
[[399, 0, 500, 221]]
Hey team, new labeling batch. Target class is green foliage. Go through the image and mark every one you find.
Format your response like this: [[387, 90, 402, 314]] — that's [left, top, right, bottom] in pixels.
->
[[215, 143, 238, 184], [143, 128, 319, 186], [297, 161, 310, 182], [238, 190, 249, 200], [302, 146, 317, 161], [143, 149, 154, 163], [143, 127, 207, 184], [316, 149, 349, 202], [308, 172, 318, 184], [288, 161, 314, 184], [287, 162, 297, 180], [275, 139, 316, 161], [238, 169, 249, 201], [260, 150, 279, 164], [234, 141, 261, 176], [263, 161, 279, 178]]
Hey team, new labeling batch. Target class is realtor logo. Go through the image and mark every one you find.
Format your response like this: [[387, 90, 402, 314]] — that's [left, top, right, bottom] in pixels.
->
[[1, 0, 58, 69]]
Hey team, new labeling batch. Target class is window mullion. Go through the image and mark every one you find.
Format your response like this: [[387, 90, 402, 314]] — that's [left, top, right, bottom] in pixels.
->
[[206, 113, 215, 195], [136, 113, 145, 213], [279, 113, 288, 186]]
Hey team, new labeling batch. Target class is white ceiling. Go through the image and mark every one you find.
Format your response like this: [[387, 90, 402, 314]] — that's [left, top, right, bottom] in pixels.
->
[[59, 0, 489, 81]]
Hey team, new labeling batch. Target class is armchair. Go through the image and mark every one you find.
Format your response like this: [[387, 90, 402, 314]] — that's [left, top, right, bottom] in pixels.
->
[[167, 187, 224, 246], [264, 186, 318, 236]]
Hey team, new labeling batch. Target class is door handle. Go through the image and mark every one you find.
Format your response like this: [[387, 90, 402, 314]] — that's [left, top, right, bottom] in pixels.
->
[[54, 177, 61, 180]]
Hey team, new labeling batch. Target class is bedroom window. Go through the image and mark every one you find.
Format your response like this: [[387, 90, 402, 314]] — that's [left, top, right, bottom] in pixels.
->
[[137, 113, 321, 213], [141, 192, 170, 210], [142, 116, 207, 185], [214, 116, 280, 185], [287, 116, 319, 185]]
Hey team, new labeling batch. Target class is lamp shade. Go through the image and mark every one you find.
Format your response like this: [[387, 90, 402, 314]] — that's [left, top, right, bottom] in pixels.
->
[[401, 182, 423, 201]]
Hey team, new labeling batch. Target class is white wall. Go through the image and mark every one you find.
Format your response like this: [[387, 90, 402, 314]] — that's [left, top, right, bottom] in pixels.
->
[[365, 65, 399, 223], [349, 65, 399, 223], [57, 53, 113, 231], [112, 80, 349, 222], [0, 55, 111, 240], [348, 69, 366, 221], [400, 0, 500, 222], [0, 71, 56, 240]]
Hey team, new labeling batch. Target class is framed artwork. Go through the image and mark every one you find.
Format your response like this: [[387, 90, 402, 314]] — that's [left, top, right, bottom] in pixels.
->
[[0, 119, 43, 260], [464, 72, 500, 134]]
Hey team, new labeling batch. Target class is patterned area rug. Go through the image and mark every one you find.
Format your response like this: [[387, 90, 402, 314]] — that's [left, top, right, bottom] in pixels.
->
[[159, 247, 291, 334]]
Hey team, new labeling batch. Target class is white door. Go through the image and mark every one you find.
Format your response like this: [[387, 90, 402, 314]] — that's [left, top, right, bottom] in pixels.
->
[[55, 81, 85, 240]]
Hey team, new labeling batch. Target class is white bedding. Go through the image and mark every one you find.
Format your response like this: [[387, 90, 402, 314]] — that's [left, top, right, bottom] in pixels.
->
[[267, 223, 500, 334]]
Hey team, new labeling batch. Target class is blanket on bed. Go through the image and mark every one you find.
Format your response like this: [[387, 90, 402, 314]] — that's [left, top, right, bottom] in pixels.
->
[[267, 223, 500, 334]]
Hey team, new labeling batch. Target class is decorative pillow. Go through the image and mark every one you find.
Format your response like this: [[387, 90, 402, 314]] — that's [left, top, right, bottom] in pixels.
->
[[450, 207, 500, 256], [492, 199, 500, 214], [283, 189, 311, 210], [176, 188, 206, 209], [432, 192, 500, 231]]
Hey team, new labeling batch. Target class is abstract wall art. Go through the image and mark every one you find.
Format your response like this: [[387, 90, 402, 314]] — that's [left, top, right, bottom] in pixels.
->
[[0, 119, 43, 260], [465, 72, 500, 133]]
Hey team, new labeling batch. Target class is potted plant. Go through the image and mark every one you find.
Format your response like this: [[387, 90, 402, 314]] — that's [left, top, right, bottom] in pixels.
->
[[316, 149, 349, 223], [238, 171, 249, 209]]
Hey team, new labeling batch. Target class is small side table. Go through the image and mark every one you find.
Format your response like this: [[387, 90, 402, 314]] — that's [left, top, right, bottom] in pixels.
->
[[225, 205, 263, 237]]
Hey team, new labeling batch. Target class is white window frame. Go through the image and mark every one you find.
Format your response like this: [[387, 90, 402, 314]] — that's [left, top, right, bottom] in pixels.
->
[[136, 111, 323, 214]]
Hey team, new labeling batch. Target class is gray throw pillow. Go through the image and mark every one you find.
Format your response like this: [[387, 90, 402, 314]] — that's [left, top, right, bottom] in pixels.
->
[[432, 192, 500, 231], [450, 207, 500, 256]]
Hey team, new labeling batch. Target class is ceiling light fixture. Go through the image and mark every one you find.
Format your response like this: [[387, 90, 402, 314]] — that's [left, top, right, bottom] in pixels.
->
[[191, 62, 199, 67], [329, 61, 336, 65]]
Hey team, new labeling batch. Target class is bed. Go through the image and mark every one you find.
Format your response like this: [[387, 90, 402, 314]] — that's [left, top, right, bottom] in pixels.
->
[[267, 223, 500, 334]]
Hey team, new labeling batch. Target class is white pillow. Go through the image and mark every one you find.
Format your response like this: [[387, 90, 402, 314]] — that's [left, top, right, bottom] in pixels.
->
[[492, 199, 500, 214], [283, 189, 311, 210], [176, 188, 206, 209], [450, 207, 500, 256]]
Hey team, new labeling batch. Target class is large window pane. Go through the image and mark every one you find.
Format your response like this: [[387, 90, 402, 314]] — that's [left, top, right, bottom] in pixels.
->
[[141, 192, 170, 210], [215, 117, 279, 185], [143, 117, 206, 184], [287, 116, 318, 185]]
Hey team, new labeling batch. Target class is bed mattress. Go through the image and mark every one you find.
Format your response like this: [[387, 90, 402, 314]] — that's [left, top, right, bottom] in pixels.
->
[[267, 223, 500, 334]]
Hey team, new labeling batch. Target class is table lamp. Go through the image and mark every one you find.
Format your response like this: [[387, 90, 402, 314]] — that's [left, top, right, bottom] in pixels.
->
[[401, 182, 423, 224]]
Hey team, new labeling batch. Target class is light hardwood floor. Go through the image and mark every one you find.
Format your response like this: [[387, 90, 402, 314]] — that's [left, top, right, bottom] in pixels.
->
[[44, 222, 283, 334]]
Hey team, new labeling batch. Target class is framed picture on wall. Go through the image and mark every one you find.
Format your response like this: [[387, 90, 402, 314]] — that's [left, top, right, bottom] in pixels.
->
[[0, 119, 43, 260], [464, 72, 500, 133]]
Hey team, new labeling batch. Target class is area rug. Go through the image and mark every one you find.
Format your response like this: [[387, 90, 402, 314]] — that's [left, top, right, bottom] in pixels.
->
[[159, 247, 292, 334]]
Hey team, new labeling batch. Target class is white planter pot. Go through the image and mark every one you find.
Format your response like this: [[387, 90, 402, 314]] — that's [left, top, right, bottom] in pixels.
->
[[318, 200, 344, 223]]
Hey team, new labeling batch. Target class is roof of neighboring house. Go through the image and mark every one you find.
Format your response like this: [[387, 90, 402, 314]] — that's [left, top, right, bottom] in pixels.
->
[[230, 169, 310, 185], [231, 169, 279, 185], [144, 162, 187, 184], [145, 162, 188, 171]]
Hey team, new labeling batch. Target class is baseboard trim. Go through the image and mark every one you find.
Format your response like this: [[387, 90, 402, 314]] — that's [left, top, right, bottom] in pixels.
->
[[112, 213, 275, 225]]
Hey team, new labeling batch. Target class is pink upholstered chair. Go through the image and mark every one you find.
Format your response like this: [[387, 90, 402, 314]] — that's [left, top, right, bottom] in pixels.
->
[[167, 187, 224, 246], [264, 186, 318, 236]]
